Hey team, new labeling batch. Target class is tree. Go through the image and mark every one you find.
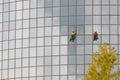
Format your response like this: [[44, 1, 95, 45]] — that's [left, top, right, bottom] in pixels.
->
[[85, 43, 120, 80]]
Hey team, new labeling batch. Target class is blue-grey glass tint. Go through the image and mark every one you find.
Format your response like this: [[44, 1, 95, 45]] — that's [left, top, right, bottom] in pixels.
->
[[10, 2, 15, 11], [68, 65, 76, 74], [60, 26, 68, 36], [68, 46, 76, 55], [61, 0, 68, 6], [68, 56, 76, 64], [3, 22, 8, 31], [3, 12, 9, 21], [53, 7, 60, 16], [77, 0, 84, 5], [45, 0, 52, 7], [30, 0, 36, 8], [69, 16, 76, 25], [77, 6, 84, 15], [4, 3, 9, 12], [77, 16, 85, 25], [69, 0, 76, 5], [10, 21, 15, 30], [60, 17, 68, 26], [53, 0, 60, 6], [61, 7, 68, 16], [38, 0, 44, 7], [45, 8, 52, 17], [69, 6, 76, 16]]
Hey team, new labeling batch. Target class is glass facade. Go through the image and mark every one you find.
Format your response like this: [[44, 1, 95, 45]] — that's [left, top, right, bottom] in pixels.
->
[[0, 0, 120, 80]]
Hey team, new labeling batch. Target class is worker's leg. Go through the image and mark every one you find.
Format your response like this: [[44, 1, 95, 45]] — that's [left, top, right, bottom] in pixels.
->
[[96, 35, 98, 39], [69, 36, 73, 41], [93, 35, 98, 41], [72, 36, 76, 42], [93, 36, 96, 41]]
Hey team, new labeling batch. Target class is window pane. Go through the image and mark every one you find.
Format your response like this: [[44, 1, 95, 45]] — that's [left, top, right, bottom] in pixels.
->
[[102, 6, 109, 15], [102, 25, 109, 34], [23, 10, 29, 19], [77, 45, 84, 54], [45, 0, 52, 7], [53, 46, 59, 55], [85, 6, 92, 15], [30, 9, 36, 18], [38, 0, 44, 7], [60, 66, 67, 75], [45, 47, 51, 56], [23, 48, 29, 58], [45, 37, 51, 46], [17, 1, 22, 10], [53, 7, 60, 16], [110, 25, 117, 34], [16, 49, 22, 58], [45, 18, 52, 26], [16, 30, 22, 39], [23, 20, 29, 28], [3, 12, 9, 21], [10, 12, 15, 20], [30, 0, 36, 8], [69, 0, 76, 5], [30, 19, 36, 27], [30, 38, 36, 47], [45, 8, 52, 17], [85, 16, 92, 24], [37, 38, 44, 46], [3, 22, 8, 31], [38, 18, 44, 27], [85, 35, 92, 44], [30, 47, 36, 57], [61, 0, 68, 6], [102, 16, 109, 24], [10, 21, 15, 30], [110, 6, 117, 15], [30, 28, 36, 37], [4, 3, 9, 12], [61, 7, 68, 16], [52, 37, 59, 45], [53, 17, 59, 25], [69, 6, 76, 16], [53, 0, 60, 6], [45, 57, 51, 65], [23, 29, 29, 38], [110, 16, 117, 24], [52, 66, 59, 75], [37, 28, 44, 37], [102, 0, 109, 4], [16, 11, 22, 20], [38, 8, 44, 17], [60, 46, 67, 55], [10, 2, 15, 11], [23, 1, 29, 9], [16, 20, 22, 29], [3, 31, 8, 40]]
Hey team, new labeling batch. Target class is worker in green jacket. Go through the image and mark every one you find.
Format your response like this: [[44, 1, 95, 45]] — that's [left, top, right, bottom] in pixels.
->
[[69, 30, 77, 42]]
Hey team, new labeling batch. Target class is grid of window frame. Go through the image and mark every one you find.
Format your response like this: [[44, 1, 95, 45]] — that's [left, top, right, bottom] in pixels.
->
[[0, 0, 120, 80]]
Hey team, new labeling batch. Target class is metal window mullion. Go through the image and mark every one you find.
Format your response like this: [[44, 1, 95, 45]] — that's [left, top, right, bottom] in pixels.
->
[[1, 0, 3, 80], [51, 0, 53, 80], [8, 0, 10, 79], [36, 0, 38, 79], [28, 0, 30, 80]]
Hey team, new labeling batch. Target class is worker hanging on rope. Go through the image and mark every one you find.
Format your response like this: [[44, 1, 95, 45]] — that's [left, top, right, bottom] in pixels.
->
[[93, 31, 98, 41], [69, 30, 77, 42]]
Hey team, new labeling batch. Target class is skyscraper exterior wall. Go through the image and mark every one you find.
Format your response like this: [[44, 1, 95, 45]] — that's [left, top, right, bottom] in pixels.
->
[[0, 0, 120, 80]]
